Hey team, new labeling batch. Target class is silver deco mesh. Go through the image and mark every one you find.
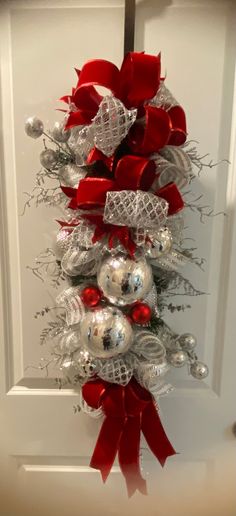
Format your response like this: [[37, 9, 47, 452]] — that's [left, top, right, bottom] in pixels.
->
[[92, 96, 137, 157], [103, 190, 168, 228], [149, 81, 179, 111], [69, 222, 95, 250], [78, 391, 103, 418], [134, 360, 170, 391], [151, 154, 189, 190], [98, 355, 134, 386], [56, 286, 85, 326], [132, 330, 166, 361], [61, 245, 101, 277]]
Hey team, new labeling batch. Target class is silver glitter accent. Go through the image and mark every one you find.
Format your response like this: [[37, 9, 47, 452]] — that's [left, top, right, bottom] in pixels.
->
[[134, 359, 169, 391], [151, 153, 189, 190], [103, 190, 168, 228], [149, 81, 179, 111], [92, 96, 137, 157], [132, 330, 166, 361], [61, 245, 101, 277], [58, 164, 87, 188]]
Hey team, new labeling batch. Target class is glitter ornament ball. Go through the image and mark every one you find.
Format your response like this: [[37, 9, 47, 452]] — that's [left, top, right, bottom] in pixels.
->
[[190, 361, 209, 379], [80, 307, 133, 358], [177, 333, 197, 350], [130, 303, 152, 325], [146, 227, 173, 259], [81, 286, 102, 308], [58, 163, 86, 188], [97, 253, 153, 307], [40, 148, 57, 169], [25, 116, 44, 139], [169, 350, 187, 367], [52, 121, 71, 142], [73, 348, 101, 378]]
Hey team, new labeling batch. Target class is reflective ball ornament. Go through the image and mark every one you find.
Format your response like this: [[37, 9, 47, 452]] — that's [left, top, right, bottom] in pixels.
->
[[80, 307, 133, 358], [25, 116, 44, 139], [81, 286, 102, 308], [169, 350, 187, 367], [177, 333, 197, 350], [40, 148, 57, 169], [52, 121, 71, 142], [190, 361, 209, 379], [73, 348, 101, 378], [146, 227, 173, 259], [130, 302, 152, 325], [97, 253, 153, 306]]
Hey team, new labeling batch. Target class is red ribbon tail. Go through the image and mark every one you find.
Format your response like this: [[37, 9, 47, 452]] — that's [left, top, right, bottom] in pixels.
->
[[118, 416, 147, 498], [142, 402, 176, 467], [90, 416, 125, 483]]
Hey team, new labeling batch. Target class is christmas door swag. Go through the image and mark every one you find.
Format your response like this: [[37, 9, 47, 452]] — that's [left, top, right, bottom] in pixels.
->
[[25, 52, 209, 496]]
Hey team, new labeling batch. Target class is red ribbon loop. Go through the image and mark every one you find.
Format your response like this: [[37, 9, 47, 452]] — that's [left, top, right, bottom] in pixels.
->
[[76, 178, 115, 209], [82, 378, 176, 497], [115, 155, 156, 191], [128, 106, 171, 155], [118, 52, 161, 108], [156, 182, 184, 215]]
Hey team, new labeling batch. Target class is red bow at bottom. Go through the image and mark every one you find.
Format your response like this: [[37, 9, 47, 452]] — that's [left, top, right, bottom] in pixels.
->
[[82, 378, 176, 497]]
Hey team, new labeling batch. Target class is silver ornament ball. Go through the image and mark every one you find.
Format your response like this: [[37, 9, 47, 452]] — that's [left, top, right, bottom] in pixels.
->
[[80, 307, 133, 358], [52, 121, 71, 142], [190, 361, 209, 379], [177, 333, 197, 350], [97, 253, 153, 306], [169, 350, 187, 367], [40, 148, 58, 169], [25, 116, 44, 139], [146, 227, 173, 259], [73, 348, 101, 378]]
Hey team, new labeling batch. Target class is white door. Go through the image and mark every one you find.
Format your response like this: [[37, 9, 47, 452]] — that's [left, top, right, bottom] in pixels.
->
[[0, 1, 236, 514]]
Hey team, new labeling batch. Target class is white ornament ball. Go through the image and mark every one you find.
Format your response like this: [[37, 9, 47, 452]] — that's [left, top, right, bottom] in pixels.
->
[[25, 116, 44, 139], [146, 227, 173, 259], [169, 350, 187, 367], [97, 253, 153, 306], [40, 148, 57, 169], [52, 121, 71, 142], [177, 333, 197, 350], [80, 307, 133, 358], [190, 361, 209, 379]]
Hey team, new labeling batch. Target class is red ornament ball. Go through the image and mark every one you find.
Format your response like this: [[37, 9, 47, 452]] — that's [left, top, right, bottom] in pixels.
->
[[130, 302, 152, 325], [81, 286, 102, 308]]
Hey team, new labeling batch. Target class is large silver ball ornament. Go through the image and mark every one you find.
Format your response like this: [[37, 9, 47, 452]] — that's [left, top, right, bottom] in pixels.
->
[[168, 350, 187, 367], [97, 253, 153, 306], [190, 361, 209, 379], [146, 227, 173, 259], [52, 121, 71, 142], [25, 116, 44, 138], [80, 307, 133, 358], [40, 148, 57, 169], [177, 333, 197, 350]]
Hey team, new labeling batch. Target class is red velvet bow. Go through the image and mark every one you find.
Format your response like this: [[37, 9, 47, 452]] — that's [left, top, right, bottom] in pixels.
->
[[61, 52, 187, 154], [82, 378, 176, 497]]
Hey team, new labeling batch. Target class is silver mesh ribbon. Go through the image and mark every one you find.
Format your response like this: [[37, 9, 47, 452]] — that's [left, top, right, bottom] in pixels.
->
[[51, 327, 81, 354], [98, 355, 134, 386], [150, 249, 189, 271], [159, 145, 192, 175], [69, 222, 95, 250], [103, 190, 168, 228], [91, 96, 137, 157], [55, 228, 74, 259], [132, 330, 166, 361], [151, 154, 189, 190], [58, 164, 87, 188], [56, 286, 85, 326], [142, 284, 159, 315], [69, 125, 94, 166], [78, 390, 103, 418], [149, 81, 179, 111], [134, 359, 169, 391], [165, 214, 184, 245], [131, 227, 147, 246]]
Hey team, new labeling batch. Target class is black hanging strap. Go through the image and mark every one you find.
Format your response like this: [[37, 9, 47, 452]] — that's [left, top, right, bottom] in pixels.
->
[[124, 0, 136, 56]]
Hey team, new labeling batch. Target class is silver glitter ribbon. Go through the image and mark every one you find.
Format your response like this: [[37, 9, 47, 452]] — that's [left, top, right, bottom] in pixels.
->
[[149, 80, 179, 111], [92, 96, 137, 157], [132, 330, 166, 361], [134, 359, 170, 391], [150, 249, 189, 271], [56, 286, 85, 326], [98, 355, 134, 386], [58, 163, 87, 188], [103, 190, 168, 228], [151, 152, 189, 190]]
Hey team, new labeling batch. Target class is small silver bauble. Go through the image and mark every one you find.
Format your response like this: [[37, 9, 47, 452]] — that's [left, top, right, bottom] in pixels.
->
[[146, 227, 173, 259], [134, 359, 169, 390], [80, 307, 133, 358], [97, 253, 153, 306], [40, 148, 57, 169], [73, 348, 101, 378], [52, 121, 71, 142], [25, 116, 44, 139], [177, 333, 197, 350], [58, 163, 86, 188], [190, 361, 209, 379], [168, 350, 188, 367]]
